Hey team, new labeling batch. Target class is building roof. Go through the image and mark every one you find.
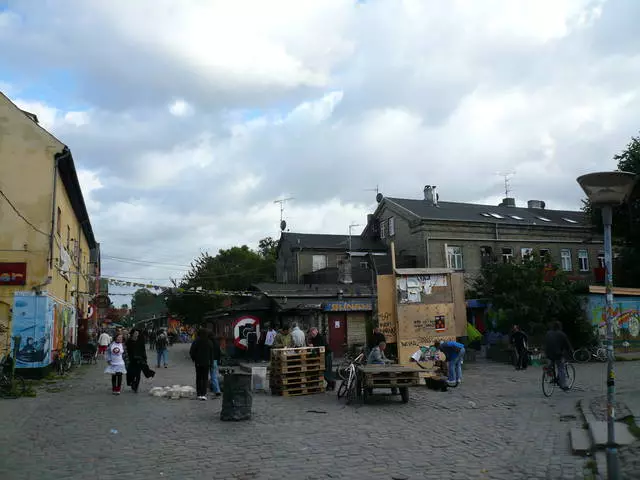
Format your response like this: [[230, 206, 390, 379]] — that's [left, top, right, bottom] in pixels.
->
[[254, 282, 374, 297], [385, 197, 588, 227], [280, 232, 386, 251]]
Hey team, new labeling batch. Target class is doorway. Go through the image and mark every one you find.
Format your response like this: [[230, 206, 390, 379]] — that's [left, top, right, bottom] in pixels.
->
[[328, 314, 347, 357]]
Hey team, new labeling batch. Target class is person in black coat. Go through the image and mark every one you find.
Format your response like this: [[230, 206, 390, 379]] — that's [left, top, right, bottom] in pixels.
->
[[125, 329, 155, 393], [190, 329, 214, 400], [510, 325, 529, 370]]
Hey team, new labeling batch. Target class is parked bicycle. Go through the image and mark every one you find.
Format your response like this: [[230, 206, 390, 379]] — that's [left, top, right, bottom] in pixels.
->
[[0, 356, 26, 397], [541, 360, 575, 397], [53, 345, 73, 376], [336, 356, 361, 405], [573, 344, 607, 363], [336, 349, 366, 381]]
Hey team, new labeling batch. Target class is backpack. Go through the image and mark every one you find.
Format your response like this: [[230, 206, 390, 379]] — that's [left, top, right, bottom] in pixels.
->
[[156, 335, 168, 350]]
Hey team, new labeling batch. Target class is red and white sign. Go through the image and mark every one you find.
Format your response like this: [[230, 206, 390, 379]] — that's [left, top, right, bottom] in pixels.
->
[[0, 262, 27, 285], [233, 315, 260, 350]]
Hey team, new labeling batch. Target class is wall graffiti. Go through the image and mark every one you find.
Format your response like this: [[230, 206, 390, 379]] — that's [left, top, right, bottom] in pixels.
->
[[585, 295, 640, 338]]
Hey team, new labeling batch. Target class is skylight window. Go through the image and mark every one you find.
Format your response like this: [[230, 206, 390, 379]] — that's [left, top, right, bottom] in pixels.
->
[[562, 217, 578, 224], [480, 213, 491, 217], [489, 213, 504, 219], [537, 216, 552, 222], [510, 215, 524, 220]]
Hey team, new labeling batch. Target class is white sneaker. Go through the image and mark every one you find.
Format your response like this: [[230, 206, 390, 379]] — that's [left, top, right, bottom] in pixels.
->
[[199, 396, 207, 401]]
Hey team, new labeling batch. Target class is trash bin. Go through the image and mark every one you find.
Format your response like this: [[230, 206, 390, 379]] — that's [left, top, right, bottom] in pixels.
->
[[220, 371, 252, 421]]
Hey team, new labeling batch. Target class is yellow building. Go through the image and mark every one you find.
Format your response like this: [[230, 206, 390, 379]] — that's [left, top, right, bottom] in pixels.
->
[[0, 92, 99, 366]]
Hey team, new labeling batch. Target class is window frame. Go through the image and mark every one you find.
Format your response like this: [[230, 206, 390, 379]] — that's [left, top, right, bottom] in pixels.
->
[[578, 249, 589, 272], [560, 248, 572, 271], [311, 254, 328, 272], [539, 248, 551, 261], [520, 247, 533, 261], [501, 247, 514, 264], [388, 217, 395, 237], [446, 245, 464, 270]]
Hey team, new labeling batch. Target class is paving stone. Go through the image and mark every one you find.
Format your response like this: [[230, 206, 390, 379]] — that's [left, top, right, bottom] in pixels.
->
[[588, 421, 637, 447]]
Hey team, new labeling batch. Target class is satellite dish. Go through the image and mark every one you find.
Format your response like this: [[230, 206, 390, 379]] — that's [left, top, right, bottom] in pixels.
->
[[375, 193, 383, 203], [280, 220, 287, 231]]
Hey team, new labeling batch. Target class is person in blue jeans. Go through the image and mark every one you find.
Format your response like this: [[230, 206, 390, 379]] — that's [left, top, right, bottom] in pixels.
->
[[434, 340, 465, 385], [208, 331, 222, 397], [155, 329, 169, 368]]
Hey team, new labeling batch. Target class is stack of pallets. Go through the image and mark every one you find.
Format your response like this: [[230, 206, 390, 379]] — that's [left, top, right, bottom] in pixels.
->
[[270, 346, 325, 396]]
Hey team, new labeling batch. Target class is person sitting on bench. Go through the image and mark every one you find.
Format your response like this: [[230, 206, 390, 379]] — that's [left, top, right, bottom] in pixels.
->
[[367, 341, 391, 365]]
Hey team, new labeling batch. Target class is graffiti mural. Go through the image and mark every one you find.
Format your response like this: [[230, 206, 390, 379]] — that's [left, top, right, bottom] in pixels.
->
[[585, 295, 640, 339]]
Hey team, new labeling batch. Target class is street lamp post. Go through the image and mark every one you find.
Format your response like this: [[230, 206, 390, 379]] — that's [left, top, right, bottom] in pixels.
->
[[577, 171, 637, 480]]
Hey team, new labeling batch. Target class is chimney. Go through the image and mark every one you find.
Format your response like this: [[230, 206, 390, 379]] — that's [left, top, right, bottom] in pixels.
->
[[500, 197, 516, 208], [424, 185, 438, 206], [527, 200, 546, 209], [367, 214, 373, 225]]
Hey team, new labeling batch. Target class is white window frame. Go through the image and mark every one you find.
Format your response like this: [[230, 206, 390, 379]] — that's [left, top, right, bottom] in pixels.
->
[[560, 249, 572, 272], [501, 247, 513, 264], [520, 247, 533, 261], [388, 217, 395, 237], [359, 261, 369, 269], [380, 220, 386, 239], [578, 249, 589, 272], [446, 245, 464, 270], [597, 252, 605, 268], [312, 254, 328, 272]]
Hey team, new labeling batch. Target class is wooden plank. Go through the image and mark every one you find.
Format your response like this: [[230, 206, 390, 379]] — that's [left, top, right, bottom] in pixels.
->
[[272, 385, 325, 396], [270, 364, 324, 374], [270, 357, 323, 368], [367, 379, 418, 388], [270, 377, 324, 387], [451, 272, 467, 338], [271, 346, 325, 357], [376, 274, 397, 343], [357, 364, 420, 374]]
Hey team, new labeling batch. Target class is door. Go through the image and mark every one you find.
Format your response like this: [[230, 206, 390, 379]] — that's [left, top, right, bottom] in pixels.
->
[[328, 314, 347, 357]]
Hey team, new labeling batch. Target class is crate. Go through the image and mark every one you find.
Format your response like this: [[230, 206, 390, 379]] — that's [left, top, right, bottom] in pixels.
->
[[270, 362, 324, 374], [271, 347, 325, 363], [270, 374, 324, 387]]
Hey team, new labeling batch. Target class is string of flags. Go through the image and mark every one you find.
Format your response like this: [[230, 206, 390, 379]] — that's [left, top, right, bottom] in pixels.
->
[[96, 276, 255, 297]]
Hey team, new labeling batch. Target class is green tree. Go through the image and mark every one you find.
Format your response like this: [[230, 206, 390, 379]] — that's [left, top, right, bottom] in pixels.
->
[[131, 288, 166, 324], [584, 133, 640, 287], [166, 238, 276, 325], [473, 256, 594, 348]]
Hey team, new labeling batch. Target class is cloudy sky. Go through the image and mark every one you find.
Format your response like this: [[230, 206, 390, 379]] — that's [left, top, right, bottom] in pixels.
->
[[2, 0, 639, 294]]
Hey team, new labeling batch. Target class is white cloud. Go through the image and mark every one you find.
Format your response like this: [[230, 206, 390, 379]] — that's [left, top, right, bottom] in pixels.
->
[[3, 0, 640, 286]]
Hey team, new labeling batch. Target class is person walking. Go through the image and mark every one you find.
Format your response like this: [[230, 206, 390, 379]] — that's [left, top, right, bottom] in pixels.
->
[[263, 325, 277, 361], [97, 331, 111, 355], [510, 325, 529, 370], [208, 331, 222, 397], [155, 329, 169, 368], [246, 327, 258, 362], [105, 333, 126, 395], [190, 329, 213, 400], [125, 329, 155, 393], [434, 340, 466, 385], [544, 321, 574, 391]]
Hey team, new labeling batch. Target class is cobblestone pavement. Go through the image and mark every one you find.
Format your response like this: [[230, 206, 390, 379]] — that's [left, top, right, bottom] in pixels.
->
[[1, 345, 639, 480]]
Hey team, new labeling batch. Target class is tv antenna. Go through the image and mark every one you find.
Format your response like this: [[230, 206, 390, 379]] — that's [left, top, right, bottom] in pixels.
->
[[364, 185, 379, 195], [497, 171, 515, 198], [274, 197, 294, 230]]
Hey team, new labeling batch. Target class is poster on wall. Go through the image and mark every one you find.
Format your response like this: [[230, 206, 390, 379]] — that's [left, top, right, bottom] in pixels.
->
[[11, 293, 54, 368], [396, 275, 448, 304], [233, 315, 260, 351]]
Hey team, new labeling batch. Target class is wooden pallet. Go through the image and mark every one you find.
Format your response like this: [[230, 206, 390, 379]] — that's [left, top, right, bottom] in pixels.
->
[[271, 347, 325, 362], [271, 385, 325, 397], [271, 357, 323, 368], [270, 375, 324, 387], [270, 363, 324, 374]]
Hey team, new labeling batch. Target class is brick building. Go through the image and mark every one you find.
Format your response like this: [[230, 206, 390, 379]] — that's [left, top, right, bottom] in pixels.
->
[[361, 186, 604, 288]]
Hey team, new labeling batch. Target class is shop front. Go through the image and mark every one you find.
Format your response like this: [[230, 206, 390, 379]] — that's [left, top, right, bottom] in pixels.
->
[[323, 300, 372, 357]]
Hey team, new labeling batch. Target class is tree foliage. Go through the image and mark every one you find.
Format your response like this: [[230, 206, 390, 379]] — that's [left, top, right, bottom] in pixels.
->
[[473, 256, 594, 347], [166, 237, 277, 325], [583, 133, 640, 286]]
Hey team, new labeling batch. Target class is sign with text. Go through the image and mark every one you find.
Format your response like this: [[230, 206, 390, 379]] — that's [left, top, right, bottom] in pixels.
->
[[0, 262, 27, 286], [323, 301, 372, 312], [376, 275, 397, 343]]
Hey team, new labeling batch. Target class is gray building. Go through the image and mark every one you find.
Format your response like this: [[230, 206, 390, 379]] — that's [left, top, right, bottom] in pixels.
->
[[275, 232, 388, 284], [361, 186, 605, 287]]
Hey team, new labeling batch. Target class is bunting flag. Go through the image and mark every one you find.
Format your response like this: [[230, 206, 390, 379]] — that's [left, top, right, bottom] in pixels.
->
[[91, 275, 255, 297]]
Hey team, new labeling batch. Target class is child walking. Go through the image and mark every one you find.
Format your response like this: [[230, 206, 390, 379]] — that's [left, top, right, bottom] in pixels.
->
[[105, 333, 127, 395]]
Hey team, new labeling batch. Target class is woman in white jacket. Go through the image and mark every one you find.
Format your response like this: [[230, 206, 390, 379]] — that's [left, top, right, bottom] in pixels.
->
[[105, 333, 127, 395]]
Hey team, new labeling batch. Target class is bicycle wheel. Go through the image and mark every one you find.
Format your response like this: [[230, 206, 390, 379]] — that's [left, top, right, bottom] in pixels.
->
[[346, 376, 357, 405], [595, 348, 608, 362], [336, 358, 351, 380], [573, 348, 590, 363], [541, 368, 555, 397], [336, 380, 347, 399], [565, 363, 576, 390]]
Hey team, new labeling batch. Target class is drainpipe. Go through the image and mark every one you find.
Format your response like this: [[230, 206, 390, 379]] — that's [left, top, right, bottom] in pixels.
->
[[494, 223, 499, 240], [423, 232, 431, 268], [49, 148, 71, 270]]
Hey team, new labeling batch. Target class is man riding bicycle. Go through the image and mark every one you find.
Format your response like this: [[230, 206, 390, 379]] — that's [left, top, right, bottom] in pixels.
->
[[544, 321, 574, 391]]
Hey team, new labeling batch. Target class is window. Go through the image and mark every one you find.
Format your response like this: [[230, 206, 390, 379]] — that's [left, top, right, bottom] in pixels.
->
[[66, 225, 71, 250], [521, 247, 533, 261], [578, 250, 589, 271], [489, 213, 504, 219], [380, 220, 386, 239], [312, 254, 327, 272], [446, 246, 464, 270], [560, 249, 572, 271], [359, 261, 369, 269], [597, 252, 605, 268], [539, 248, 551, 261], [536, 216, 552, 222], [510, 215, 524, 220], [480, 246, 493, 266], [562, 217, 578, 224], [56, 207, 62, 236], [388, 217, 395, 237], [501, 247, 513, 264]]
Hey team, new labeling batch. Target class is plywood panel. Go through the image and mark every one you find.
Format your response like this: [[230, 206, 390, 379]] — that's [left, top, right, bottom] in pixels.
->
[[346, 312, 366, 346], [396, 303, 456, 365], [450, 272, 467, 338], [376, 274, 397, 343]]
